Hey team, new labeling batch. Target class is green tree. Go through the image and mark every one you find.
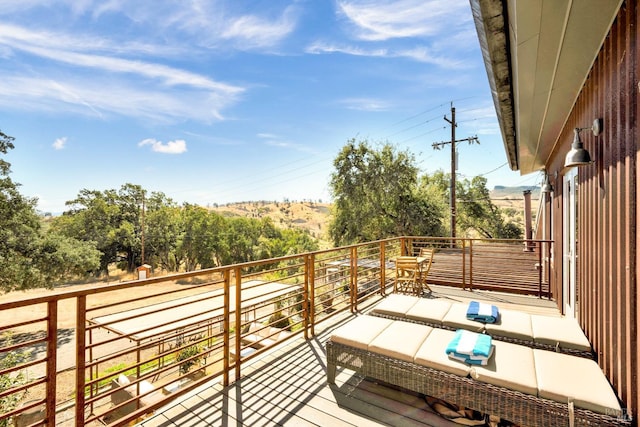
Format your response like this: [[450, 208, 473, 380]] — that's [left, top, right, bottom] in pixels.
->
[[34, 232, 101, 284], [0, 130, 44, 291], [178, 205, 225, 271], [55, 189, 121, 275], [145, 203, 182, 271], [329, 139, 445, 246], [456, 176, 523, 239], [421, 171, 522, 239], [0, 130, 102, 291], [56, 185, 174, 274]]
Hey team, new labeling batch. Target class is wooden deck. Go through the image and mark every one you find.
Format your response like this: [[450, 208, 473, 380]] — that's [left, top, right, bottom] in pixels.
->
[[137, 287, 558, 427]]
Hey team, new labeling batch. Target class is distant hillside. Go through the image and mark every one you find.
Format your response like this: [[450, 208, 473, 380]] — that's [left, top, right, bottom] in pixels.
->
[[491, 186, 541, 228], [210, 200, 332, 247], [492, 185, 540, 198]]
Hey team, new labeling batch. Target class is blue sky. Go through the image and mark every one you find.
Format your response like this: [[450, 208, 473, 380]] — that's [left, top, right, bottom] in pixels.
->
[[0, 0, 537, 214]]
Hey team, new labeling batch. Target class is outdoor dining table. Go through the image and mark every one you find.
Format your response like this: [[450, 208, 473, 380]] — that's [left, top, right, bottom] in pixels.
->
[[391, 256, 430, 295]]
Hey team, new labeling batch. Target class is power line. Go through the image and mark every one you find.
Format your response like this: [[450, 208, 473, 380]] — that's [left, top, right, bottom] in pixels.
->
[[478, 162, 507, 176]]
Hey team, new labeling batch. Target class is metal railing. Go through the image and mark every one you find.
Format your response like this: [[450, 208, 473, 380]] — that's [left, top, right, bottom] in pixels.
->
[[0, 236, 551, 426]]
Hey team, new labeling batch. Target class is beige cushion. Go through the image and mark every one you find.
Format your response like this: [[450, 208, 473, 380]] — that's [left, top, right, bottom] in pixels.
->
[[330, 315, 393, 349], [470, 340, 537, 396], [484, 309, 533, 342], [138, 380, 158, 406], [406, 298, 453, 326], [534, 349, 622, 415], [369, 321, 433, 362], [414, 328, 471, 377], [441, 303, 486, 332], [371, 294, 419, 317], [530, 315, 591, 352]]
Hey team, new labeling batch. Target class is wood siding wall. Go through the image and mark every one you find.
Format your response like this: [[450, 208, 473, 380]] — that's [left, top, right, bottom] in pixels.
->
[[545, 1, 638, 420]]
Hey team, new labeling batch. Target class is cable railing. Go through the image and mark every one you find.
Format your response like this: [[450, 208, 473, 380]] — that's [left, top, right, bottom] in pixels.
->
[[0, 236, 552, 427]]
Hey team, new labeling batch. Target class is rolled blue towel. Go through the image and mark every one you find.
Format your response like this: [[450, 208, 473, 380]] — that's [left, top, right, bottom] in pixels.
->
[[466, 300, 499, 324], [446, 329, 493, 358], [448, 350, 494, 366]]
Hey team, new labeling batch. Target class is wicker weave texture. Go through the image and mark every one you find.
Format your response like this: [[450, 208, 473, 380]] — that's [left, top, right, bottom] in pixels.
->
[[326, 340, 628, 427]]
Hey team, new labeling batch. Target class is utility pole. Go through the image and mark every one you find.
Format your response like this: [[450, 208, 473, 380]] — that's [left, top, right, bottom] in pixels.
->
[[432, 104, 479, 239]]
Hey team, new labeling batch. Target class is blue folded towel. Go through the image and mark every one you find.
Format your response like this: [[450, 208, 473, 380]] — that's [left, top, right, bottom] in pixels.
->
[[446, 329, 494, 365], [466, 300, 499, 324]]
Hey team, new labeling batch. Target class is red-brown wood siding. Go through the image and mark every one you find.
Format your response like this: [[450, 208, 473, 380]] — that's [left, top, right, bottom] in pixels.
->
[[544, 1, 638, 421]]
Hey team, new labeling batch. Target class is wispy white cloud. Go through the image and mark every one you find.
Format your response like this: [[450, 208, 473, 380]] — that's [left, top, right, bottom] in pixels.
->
[[306, 41, 387, 57], [338, 97, 392, 112], [0, 25, 242, 93], [139, 138, 187, 154], [0, 1, 299, 50], [258, 133, 316, 154], [0, 75, 231, 122], [6, 1, 299, 52], [0, 24, 245, 122], [257, 133, 279, 139], [306, 41, 462, 68], [337, 0, 469, 41], [53, 136, 67, 150]]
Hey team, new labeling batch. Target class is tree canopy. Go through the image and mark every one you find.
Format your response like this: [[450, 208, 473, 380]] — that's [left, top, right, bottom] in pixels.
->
[[0, 130, 100, 292], [51, 187, 319, 276], [329, 138, 522, 245], [329, 139, 447, 246]]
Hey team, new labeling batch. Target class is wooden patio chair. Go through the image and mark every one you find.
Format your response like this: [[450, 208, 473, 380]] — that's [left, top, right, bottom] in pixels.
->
[[418, 248, 435, 292], [394, 256, 421, 295]]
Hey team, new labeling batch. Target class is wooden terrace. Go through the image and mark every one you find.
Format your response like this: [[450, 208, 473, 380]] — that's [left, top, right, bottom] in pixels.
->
[[0, 236, 557, 427]]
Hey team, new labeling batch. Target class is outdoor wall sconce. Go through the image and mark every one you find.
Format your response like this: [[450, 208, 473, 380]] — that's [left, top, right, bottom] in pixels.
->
[[564, 118, 602, 167], [541, 170, 554, 193]]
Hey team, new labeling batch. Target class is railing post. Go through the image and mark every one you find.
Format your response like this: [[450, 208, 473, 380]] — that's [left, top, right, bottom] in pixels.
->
[[467, 239, 473, 291], [309, 254, 316, 337], [45, 301, 58, 427], [306, 254, 313, 339], [222, 269, 230, 386], [350, 246, 357, 312], [460, 239, 465, 290], [379, 241, 386, 296], [75, 296, 86, 427], [234, 267, 242, 381], [547, 240, 553, 300], [537, 241, 543, 298]]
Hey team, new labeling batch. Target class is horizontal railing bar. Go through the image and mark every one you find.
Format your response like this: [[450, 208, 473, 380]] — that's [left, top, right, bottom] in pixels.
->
[[0, 397, 46, 423], [0, 377, 46, 400], [85, 278, 223, 315], [0, 356, 45, 377], [0, 316, 48, 333], [1, 336, 48, 354], [85, 320, 220, 368]]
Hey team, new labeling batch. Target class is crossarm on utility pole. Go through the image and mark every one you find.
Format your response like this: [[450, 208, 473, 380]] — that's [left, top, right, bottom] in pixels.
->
[[430, 104, 480, 240]]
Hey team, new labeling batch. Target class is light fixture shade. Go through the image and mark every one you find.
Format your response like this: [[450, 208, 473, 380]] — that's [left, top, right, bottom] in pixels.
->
[[564, 129, 593, 167], [541, 173, 554, 193]]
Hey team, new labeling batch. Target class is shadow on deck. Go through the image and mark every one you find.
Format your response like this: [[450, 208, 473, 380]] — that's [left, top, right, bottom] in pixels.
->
[[137, 289, 558, 427]]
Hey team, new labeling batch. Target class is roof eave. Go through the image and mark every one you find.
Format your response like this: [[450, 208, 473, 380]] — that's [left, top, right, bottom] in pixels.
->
[[470, 0, 519, 171]]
